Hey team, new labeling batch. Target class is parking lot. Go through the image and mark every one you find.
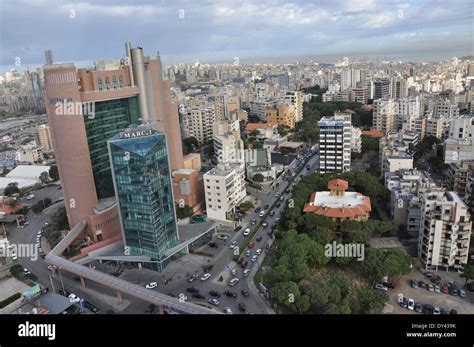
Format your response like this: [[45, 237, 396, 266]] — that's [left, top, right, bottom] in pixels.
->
[[387, 269, 474, 314]]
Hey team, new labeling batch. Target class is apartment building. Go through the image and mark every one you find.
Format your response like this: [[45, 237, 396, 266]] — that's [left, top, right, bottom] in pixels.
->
[[204, 163, 246, 222], [318, 112, 352, 173], [265, 103, 296, 129], [182, 103, 215, 145], [373, 97, 396, 133], [418, 190, 471, 271]]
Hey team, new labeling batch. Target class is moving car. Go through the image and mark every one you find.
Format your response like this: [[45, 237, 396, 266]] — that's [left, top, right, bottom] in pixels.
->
[[241, 289, 250, 298], [145, 282, 158, 289], [262, 222, 268, 228], [247, 241, 255, 249], [256, 235, 262, 242]]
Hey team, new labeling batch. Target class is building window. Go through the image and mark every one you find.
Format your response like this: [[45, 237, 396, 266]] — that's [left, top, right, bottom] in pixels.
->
[[105, 78, 110, 90], [112, 76, 118, 89], [119, 76, 124, 88], [98, 78, 103, 91]]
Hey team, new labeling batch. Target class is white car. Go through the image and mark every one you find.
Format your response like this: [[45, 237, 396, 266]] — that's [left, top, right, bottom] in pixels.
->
[[243, 269, 250, 277], [68, 294, 80, 303], [37, 230, 42, 237], [229, 241, 237, 249], [11, 251, 17, 260], [26, 194, 35, 200], [259, 211, 265, 217], [255, 248, 262, 255], [407, 298, 415, 310], [223, 307, 233, 314], [374, 283, 388, 291], [145, 282, 158, 289], [245, 250, 251, 257], [251, 255, 258, 263], [23, 268, 31, 275], [200, 273, 211, 281], [243, 228, 251, 236], [231, 268, 237, 276], [433, 306, 441, 315], [228, 277, 239, 287]]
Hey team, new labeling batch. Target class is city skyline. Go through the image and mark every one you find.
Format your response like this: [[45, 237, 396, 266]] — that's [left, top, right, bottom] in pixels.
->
[[1, 0, 473, 70]]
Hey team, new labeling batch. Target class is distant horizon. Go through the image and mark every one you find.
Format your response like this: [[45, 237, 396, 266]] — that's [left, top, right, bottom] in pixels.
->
[[2, 49, 472, 75]]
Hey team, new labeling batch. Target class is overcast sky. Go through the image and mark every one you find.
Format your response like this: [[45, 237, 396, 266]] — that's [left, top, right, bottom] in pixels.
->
[[1, 0, 473, 69]]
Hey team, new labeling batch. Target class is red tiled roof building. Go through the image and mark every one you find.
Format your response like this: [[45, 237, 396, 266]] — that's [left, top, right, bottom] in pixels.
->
[[303, 179, 371, 221]]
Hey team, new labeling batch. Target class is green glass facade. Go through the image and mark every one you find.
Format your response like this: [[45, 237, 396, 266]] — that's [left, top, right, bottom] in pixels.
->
[[108, 128, 178, 267], [84, 97, 140, 199]]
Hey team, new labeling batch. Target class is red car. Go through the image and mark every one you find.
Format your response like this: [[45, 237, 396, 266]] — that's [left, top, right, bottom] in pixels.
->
[[441, 285, 449, 294], [248, 242, 255, 249]]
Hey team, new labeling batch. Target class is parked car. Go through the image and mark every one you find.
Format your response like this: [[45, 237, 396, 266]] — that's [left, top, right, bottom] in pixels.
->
[[374, 283, 388, 291], [145, 282, 158, 289], [458, 289, 466, 298], [224, 290, 237, 299], [208, 298, 220, 306], [259, 211, 265, 217], [263, 204, 269, 210], [84, 301, 100, 314], [68, 294, 80, 303], [187, 274, 199, 283], [231, 268, 237, 276], [243, 228, 251, 236], [423, 271, 435, 278], [255, 248, 262, 255], [186, 287, 199, 293], [245, 250, 251, 256], [423, 304, 434, 314], [192, 293, 205, 299], [434, 285, 441, 293], [255, 207, 261, 213], [208, 242, 219, 248], [382, 282, 395, 289], [234, 226, 242, 233], [256, 235, 262, 242], [26, 194, 35, 200], [238, 302, 246, 312], [408, 298, 415, 310], [200, 273, 211, 281], [203, 265, 214, 272], [251, 255, 258, 263], [410, 279, 418, 288], [228, 278, 239, 287], [251, 219, 257, 225], [433, 306, 441, 315], [262, 222, 268, 228], [269, 211, 275, 217], [418, 281, 426, 289], [399, 297, 408, 308], [209, 290, 221, 297], [243, 269, 250, 277], [441, 285, 449, 294], [415, 303, 423, 313], [145, 304, 155, 314], [229, 241, 237, 249], [223, 307, 233, 314], [427, 284, 435, 292]]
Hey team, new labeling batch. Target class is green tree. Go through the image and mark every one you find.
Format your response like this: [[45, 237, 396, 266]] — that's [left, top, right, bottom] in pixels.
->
[[39, 171, 50, 184], [183, 137, 199, 154], [270, 281, 301, 309], [4, 182, 19, 196], [176, 205, 193, 219], [49, 165, 60, 181], [252, 173, 264, 182], [461, 264, 474, 285], [351, 288, 388, 314], [239, 201, 254, 211]]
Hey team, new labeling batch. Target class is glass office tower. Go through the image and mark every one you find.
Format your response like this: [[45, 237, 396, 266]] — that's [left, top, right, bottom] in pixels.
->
[[108, 124, 178, 271]]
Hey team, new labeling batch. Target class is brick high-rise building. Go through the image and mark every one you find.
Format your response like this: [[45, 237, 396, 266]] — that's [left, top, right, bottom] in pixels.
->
[[43, 43, 184, 243]]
